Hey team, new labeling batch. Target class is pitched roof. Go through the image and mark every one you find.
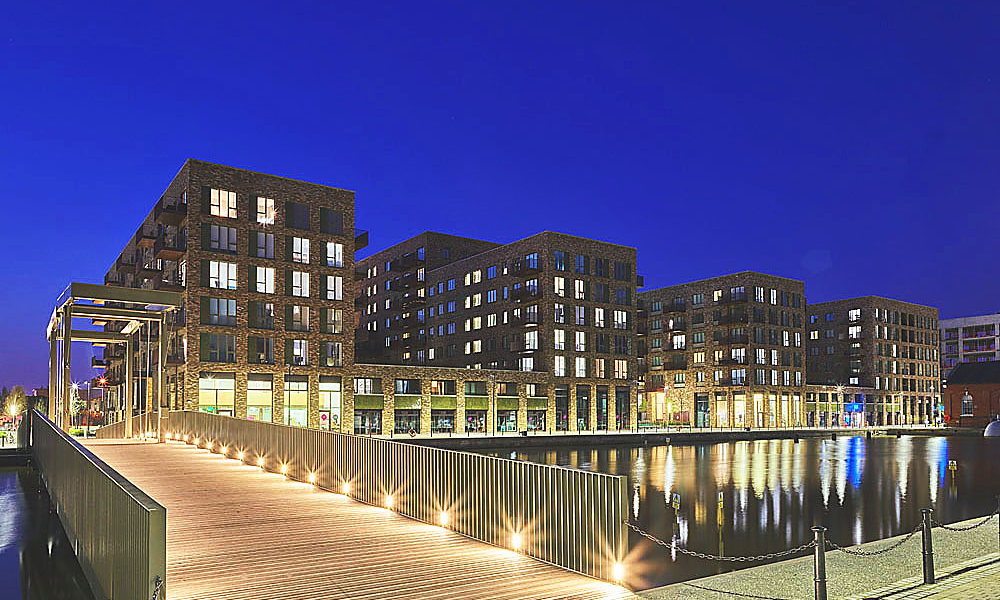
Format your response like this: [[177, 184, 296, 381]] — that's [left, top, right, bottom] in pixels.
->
[[946, 361, 1000, 385]]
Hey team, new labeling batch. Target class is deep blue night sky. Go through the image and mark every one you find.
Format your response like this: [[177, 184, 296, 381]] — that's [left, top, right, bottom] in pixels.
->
[[2, 2, 998, 390]]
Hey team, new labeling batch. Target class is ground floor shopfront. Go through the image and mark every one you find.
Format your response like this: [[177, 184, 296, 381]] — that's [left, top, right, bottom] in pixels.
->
[[804, 385, 941, 427], [642, 387, 805, 428]]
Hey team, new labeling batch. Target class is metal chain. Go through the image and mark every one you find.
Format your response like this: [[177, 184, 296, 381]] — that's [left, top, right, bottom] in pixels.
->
[[825, 523, 922, 556], [152, 575, 163, 600], [624, 520, 816, 562], [932, 511, 998, 532]]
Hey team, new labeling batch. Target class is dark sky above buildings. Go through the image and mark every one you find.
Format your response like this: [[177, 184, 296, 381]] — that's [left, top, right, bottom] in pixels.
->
[[2, 2, 998, 389]]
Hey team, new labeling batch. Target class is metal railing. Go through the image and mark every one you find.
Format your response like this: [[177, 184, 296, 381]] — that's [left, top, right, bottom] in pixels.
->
[[31, 410, 166, 600], [170, 410, 628, 582], [96, 410, 167, 440]]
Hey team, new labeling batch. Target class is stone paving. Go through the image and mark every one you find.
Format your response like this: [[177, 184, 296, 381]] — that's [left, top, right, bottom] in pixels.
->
[[640, 514, 999, 600]]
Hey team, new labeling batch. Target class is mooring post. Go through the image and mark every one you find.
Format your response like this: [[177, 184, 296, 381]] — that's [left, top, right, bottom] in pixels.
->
[[921, 508, 935, 584], [812, 526, 828, 600]]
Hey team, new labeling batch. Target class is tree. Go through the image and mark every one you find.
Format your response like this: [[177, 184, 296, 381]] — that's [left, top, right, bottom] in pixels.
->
[[2, 385, 25, 416], [70, 385, 86, 424]]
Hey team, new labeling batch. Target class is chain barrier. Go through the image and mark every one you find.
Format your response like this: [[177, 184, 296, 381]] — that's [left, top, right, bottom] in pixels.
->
[[932, 511, 998, 532], [824, 523, 922, 556], [623, 520, 816, 562], [151, 575, 163, 600]]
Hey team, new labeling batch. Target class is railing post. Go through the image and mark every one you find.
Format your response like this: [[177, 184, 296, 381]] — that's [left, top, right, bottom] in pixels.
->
[[921, 508, 935, 584], [996, 496, 999, 551], [812, 526, 827, 600]]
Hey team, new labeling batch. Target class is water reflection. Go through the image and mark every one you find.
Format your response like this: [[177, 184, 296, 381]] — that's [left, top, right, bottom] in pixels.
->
[[0, 469, 95, 600], [487, 436, 1000, 590]]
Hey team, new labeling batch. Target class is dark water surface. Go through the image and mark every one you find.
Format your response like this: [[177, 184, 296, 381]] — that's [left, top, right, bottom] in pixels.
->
[[0, 468, 95, 600], [486, 435, 1000, 590]]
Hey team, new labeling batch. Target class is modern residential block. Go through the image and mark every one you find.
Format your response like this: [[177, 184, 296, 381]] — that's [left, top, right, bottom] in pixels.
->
[[638, 272, 807, 428], [355, 231, 643, 431], [805, 296, 940, 425], [940, 313, 1000, 376]]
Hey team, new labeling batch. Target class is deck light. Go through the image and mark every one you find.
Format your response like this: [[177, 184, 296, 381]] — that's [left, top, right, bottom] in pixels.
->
[[385, 495, 394, 509], [237, 451, 245, 461], [613, 562, 624, 582], [220, 446, 227, 455], [511, 533, 522, 551], [342, 482, 351, 494], [307, 472, 317, 484], [193, 437, 200, 445], [206, 442, 213, 451], [439, 511, 449, 526], [280, 464, 288, 475], [184, 435, 190, 442], [257, 457, 265, 467]]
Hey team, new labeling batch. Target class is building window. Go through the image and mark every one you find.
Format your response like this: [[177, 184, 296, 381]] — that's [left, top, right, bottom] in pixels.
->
[[613, 310, 628, 330], [253, 232, 274, 258], [256, 196, 275, 225], [291, 237, 310, 264], [576, 331, 587, 352], [202, 333, 236, 363], [554, 303, 565, 323], [286, 202, 310, 230], [288, 339, 308, 365], [554, 276, 565, 297], [575, 356, 588, 377], [326, 242, 344, 267], [255, 267, 275, 294], [210, 225, 237, 253], [961, 393, 974, 416], [554, 356, 566, 376], [250, 301, 275, 329], [248, 337, 274, 364], [525, 330, 538, 350], [323, 308, 343, 334], [327, 275, 343, 300], [554, 250, 566, 271], [324, 342, 343, 367], [319, 377, 342, 430], [247, 375, 272, 421], [288, 305, 310, 332], [198, 373, 235, 415], [613, 359, 628, 379], [284, 377, 308, 426], [594, 308, 605, 328], [291, 271, 309, 297], [554, 329, 565, 350], [209, 261, 237, 290], [207, 297, 236, 326], [210, 188, 237, 219]]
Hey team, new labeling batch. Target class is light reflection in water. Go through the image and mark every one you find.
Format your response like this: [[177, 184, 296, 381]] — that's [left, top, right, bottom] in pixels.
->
[[490, 435, 1000, 590]]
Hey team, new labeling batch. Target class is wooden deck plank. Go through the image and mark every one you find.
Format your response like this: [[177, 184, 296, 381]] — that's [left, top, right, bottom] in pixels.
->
[[84, 440, 636, 600]]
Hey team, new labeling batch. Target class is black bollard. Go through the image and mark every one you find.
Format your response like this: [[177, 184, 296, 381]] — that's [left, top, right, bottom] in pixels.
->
[[921, 509, 935, 584], [812, 527, 828, 600]]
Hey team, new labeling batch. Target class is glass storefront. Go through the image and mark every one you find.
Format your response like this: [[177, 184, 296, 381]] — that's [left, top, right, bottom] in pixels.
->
[[198, 372, 235, 416], [615, 386, 630, 429], [716, 392, 728, 427], [768, 393, 777, 427], [394, 409, 420, 434], [753, 393, 765, 427], [576, 385, 591, 430], [695, 393, 710, 428], [527, 410, 546, 431], [554, 385, 569, 431], [284, 376, 308, 427], [497, 410, 517, 432], [431, 410, 454, 433], [319, 376, 341, 431], [734, 393, 747, 427], [354, 409, 381, 435], [596, 386, 609, 430], [247, 374, 272, 422], [465, 410, 486, 433]]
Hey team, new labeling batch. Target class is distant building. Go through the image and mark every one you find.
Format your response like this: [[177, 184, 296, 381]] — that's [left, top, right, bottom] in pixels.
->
[[941, 362, 1000, 428], [638, 272, 807, 428], [804, 383, 877, 428], [805, 296, 940, 425], [940, 313, 1000, 377]]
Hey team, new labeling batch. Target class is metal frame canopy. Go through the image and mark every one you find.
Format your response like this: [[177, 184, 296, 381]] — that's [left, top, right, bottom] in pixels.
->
[[48, 283, 182, 438]]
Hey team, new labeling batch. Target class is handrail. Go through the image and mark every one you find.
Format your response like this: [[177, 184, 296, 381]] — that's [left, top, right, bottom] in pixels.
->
[[170, 410, 628, 582], [31, 410, 166, 599]]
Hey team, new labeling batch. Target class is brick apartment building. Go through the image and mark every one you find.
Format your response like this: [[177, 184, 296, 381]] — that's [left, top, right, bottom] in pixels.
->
[[638, 272, 807, 428], [805, 296, 940, 425], [101, 159, 360, 429], [98, 161, 642, 436], [355, 231, 642, 432]]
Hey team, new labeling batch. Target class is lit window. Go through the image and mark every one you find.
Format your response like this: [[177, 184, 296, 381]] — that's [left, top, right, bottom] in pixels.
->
[[292, 271, 310, 297], [209, 261, 237, 290], [211, 188, 237, 219], [256, 196, 275, 225]]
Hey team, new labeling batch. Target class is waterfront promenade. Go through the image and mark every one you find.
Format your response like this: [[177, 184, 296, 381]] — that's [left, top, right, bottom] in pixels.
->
[[82, 439, 637, 600], [640, 515, 999, 600]]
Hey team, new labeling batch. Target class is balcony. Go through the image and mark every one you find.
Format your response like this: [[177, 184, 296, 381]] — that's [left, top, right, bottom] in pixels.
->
[[153, 277, 184, 292], [390, 276, 416, 292], [722, 334, 749, 345], [154, 198, 187, 226], [115, 254, 136, 272], [717, 357, 748, 366], [719, 313, 749, 325], [636, 323, 648, 336], [134, 227, 157, 248], [354, 266, 366, 281], [666, 322, 687, 332], [513, 311, 542, 327], [134, 260, 162, 280], [663, 360, 688, 371], [154, 235, 186, 261], [166, 354, 184, 366], [513, 260, 543, 276], [354, 229, 369, 252], [402, 335, 427, 349], [512, 287, 541, 303], [663, 304, 686, 314], [354, 296, 367, 309], [847, 347, 864, 357], [721, 293, 749, 304], [715, 378, 748, 386], [636, 274, 645, 288], [400, 294, 426, 308], [91, 357, 107, 369], [390, 253, 421, 272]]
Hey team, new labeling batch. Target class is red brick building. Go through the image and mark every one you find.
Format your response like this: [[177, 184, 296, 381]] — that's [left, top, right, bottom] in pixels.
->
[[942, 362, 1000, 428]]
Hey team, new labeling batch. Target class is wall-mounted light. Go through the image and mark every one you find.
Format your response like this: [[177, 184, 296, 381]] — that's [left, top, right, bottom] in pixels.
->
[[613, 562, 624, 582]]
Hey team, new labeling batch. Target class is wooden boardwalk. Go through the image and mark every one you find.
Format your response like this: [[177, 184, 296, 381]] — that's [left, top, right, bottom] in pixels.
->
[[83, 440, 636, 600]]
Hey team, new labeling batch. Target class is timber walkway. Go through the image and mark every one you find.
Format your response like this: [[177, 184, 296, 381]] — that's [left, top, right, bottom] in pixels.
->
[[83, 439, 637, 600]]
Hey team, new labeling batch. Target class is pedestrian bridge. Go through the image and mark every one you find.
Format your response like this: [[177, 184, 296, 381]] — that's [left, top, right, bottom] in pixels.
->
[[24, 409, 636, 600]]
